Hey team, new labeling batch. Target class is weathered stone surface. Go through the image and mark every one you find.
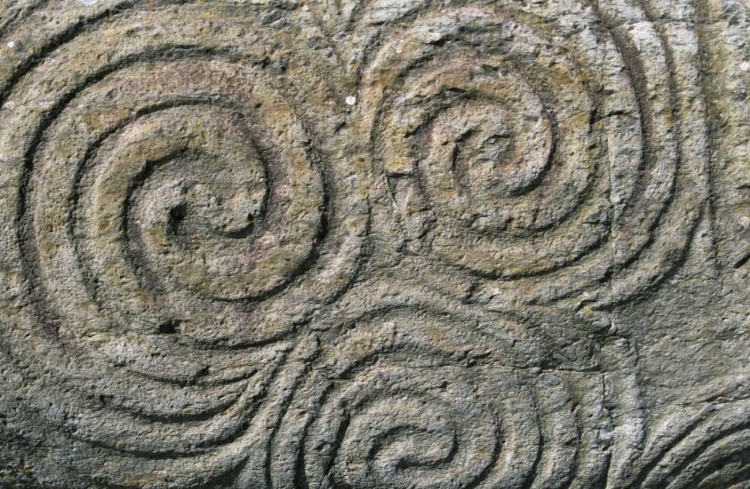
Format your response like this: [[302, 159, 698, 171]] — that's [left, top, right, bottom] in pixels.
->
[[0, 0, 747, 487]]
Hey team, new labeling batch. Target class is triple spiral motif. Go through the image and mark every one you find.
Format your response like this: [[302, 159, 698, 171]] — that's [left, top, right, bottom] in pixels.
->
[[0, 0, 725, 487]]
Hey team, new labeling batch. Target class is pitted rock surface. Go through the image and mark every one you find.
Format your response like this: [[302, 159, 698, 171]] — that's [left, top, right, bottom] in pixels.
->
[[0, 0, 748, 488]]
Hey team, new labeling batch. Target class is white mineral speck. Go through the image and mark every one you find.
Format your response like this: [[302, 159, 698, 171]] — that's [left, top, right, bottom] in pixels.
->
[[6, 42, 14, 48], [346, 96, 357, 105], [741, 61, 750, 71]]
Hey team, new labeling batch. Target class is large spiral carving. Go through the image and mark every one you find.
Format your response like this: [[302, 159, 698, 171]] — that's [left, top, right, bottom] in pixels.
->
[[0, 2, 367, 486], [358, 2, 708, 307], [266, 306, 641, 489], [10, 10, 368, 348]]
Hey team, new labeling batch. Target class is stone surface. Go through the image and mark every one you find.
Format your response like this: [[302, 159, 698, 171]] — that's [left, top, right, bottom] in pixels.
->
[[0, 0, 748, 487]]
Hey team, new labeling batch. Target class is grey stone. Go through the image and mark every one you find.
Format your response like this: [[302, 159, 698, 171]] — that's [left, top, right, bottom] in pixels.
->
[[0, 0, 747, 487]]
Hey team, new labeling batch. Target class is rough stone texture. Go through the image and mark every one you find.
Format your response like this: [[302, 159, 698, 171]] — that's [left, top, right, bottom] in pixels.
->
[[0, 0, 748, 487]]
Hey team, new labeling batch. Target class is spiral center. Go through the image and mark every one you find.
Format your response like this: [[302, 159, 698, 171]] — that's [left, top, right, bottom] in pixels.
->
[[432, 99, 551, 202], [153, 152, 268, 247]]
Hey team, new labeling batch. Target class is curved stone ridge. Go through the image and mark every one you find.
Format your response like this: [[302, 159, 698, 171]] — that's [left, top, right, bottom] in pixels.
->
[[0, 0, 746, 488]]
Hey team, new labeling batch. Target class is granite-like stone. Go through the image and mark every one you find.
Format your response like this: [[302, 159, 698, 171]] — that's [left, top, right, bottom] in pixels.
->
[[0, 0, 747, 487]]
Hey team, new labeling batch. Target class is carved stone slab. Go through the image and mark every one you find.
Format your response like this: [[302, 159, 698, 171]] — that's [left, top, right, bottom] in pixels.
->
[[0, 0, 748, 488]]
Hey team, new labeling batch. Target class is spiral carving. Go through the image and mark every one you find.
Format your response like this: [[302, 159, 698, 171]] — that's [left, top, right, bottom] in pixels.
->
[[358, 2, 708, 307], [266, 307, 640, 489], [13, 17, 368, 348]]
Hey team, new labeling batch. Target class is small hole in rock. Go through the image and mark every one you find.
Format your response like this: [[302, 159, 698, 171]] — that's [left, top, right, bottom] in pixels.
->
[[168, 204, 188, 234], [157, 320, 181, 335]]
